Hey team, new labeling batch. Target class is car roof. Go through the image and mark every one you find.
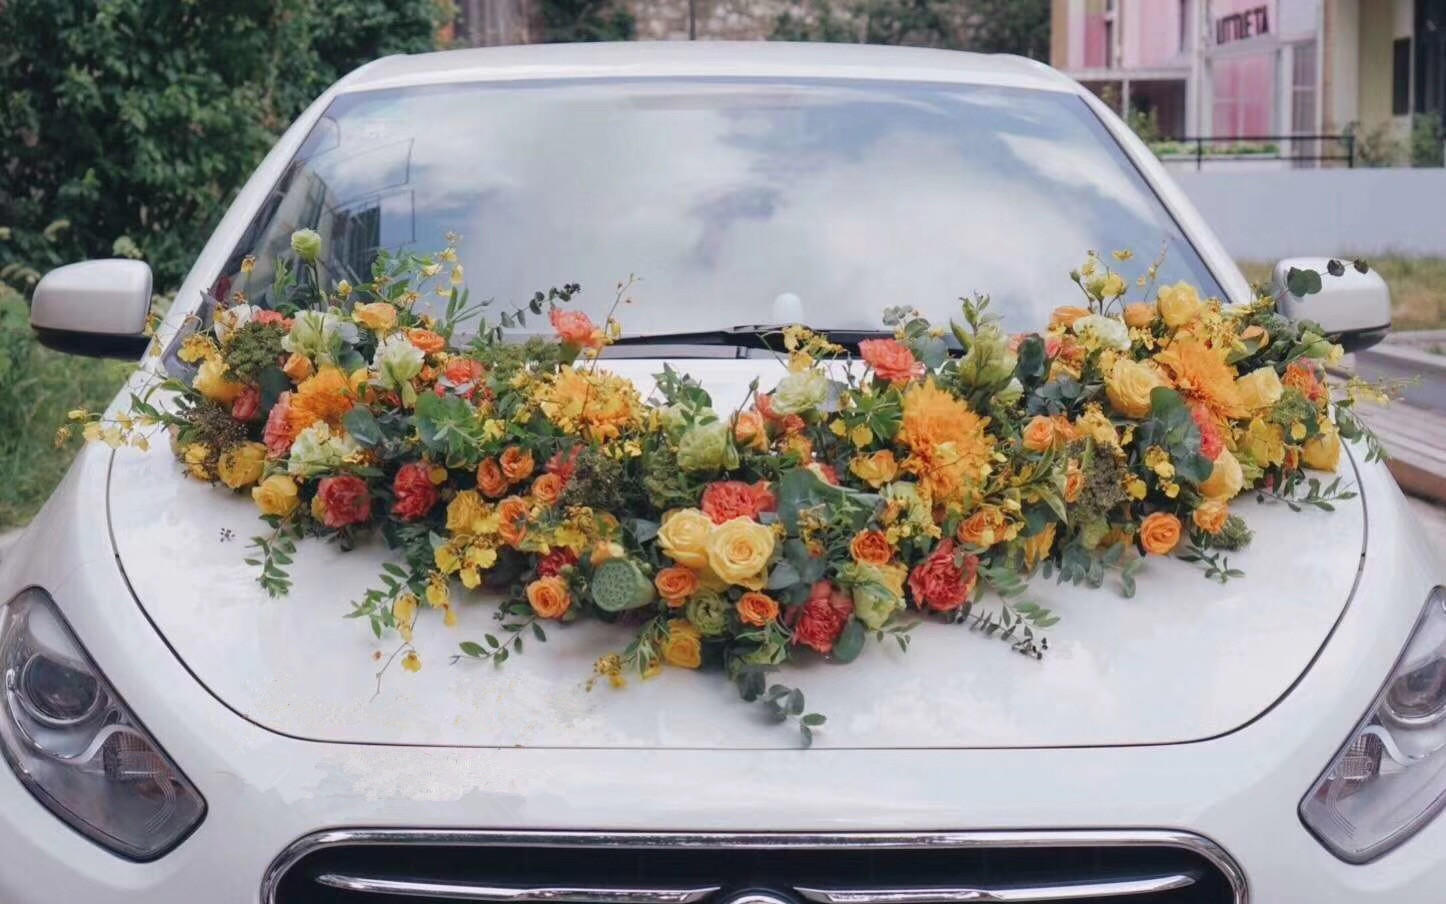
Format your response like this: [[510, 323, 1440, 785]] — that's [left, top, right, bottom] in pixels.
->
[[336, 40, 1080, 95]]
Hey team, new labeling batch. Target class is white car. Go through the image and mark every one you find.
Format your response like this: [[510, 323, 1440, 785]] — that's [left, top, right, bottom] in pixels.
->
[[5, 41, 1443, 904]]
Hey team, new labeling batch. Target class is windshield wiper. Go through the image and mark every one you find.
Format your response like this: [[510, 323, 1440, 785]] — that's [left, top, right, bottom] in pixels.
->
[[607, 324, 895, 352]]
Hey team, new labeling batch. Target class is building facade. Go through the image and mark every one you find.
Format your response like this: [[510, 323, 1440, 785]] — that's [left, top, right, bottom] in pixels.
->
[[1052, 0, 1436, 154]]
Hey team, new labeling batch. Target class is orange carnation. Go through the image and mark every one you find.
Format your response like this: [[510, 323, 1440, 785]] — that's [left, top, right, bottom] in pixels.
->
[[858, 338, 923, 384], [1139, 511, 1182, 556], [407, 328, 446, 355], [526, 576, 571, 619], [849, 529, 893, 565], [477, 458, 508, 498], [500, 445, 535, 482], [737, 591, 780, 627], [654, 565, 700, 606], [549, 307, 605, 350]]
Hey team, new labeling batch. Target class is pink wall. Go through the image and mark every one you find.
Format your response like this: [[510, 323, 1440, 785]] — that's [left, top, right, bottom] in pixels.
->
[[1130, 0, 1184, 67], [1212, 54, 1273, 135]]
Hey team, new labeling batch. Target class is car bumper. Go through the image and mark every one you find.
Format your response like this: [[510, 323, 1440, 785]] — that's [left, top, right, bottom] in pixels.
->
[[2, 450, 1444, 903]]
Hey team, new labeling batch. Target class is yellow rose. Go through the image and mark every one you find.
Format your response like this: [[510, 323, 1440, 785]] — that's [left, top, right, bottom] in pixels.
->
[[1157, 281, 1204, 328], [251, 474, 300, 517], [446, 490, 494, 535], [1105, 358, 1166, 419], [1303, 422, 1342, 471], [1199, 447, 1244, 500], [217, 441, 267, 489], [849, 449, 899, 488], [353, 301, 398, 333], [705, 516, 776, 590], [1240, 418, 1285, 468], [657, 508, 714, 570], [1235, 366, 1284, 411], [192, 356, 245, 404], [182, 442, 214, 481], [1021, 522, 1056, 569], [1123, 302, 1157, 329], [661, 619, 702, 669], [1192, 499, 1229, 535]]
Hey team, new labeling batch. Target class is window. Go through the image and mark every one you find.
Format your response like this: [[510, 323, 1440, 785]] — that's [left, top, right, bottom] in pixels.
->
[[1395, 37, 1412, 115], [218, 79, 1225, 336], [1291, 40, 1318, 133], [1180, 0, 1188, 53]]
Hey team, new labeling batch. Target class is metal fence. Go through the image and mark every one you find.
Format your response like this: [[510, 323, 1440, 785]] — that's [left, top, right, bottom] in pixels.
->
[[1153, 134, 1356, 170]]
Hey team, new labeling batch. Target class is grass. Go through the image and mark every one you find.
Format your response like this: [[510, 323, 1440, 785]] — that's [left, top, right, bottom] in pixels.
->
[[0, 296, 131, 530], [1238, 256, 1446, 332]]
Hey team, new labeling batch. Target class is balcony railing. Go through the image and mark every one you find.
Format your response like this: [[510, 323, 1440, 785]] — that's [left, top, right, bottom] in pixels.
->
[[1149, 134, 1356, 169]]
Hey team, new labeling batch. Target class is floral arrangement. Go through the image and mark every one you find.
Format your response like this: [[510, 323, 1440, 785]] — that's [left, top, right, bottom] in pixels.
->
[[75, 232, 1384, 743]]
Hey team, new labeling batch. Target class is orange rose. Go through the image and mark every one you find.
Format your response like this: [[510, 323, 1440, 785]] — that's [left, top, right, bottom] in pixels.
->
[[407, 328, 446, 355], [282, 352, 313, 382], [477, 458, 508, 498], [500, 445, 535, 482], [1021, 415, 1056, 453], [737, 591, 780, 627], [531, 472, 565, 506], [525, 576, 571, 619], [497, 496, 530, 548], [957, 506, 1008, 548], [1139, 511, 1182, 556], [1192, 499, 1229, 535], [850, 449, 899, 488], [1064, 459, 1083, 503], [654, 565, 700, 606], [849, 530, 893, 565]]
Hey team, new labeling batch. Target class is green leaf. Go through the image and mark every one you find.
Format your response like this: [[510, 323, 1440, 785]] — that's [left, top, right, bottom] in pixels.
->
[[1285, 267, 1323, 297], [459, 641, 486, 657], [343, 406, 385, 447], [831, 619, 866, 663]]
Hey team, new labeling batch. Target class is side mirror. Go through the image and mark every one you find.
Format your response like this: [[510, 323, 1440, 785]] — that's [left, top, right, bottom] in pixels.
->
[[1272, 257, 1391, 353], [30, 260, 153, 359]]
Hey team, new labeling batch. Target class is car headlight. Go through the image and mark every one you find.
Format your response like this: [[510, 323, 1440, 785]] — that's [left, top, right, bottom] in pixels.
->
[[1301, 586, 1446, 862], [0, 587, 204, 860]]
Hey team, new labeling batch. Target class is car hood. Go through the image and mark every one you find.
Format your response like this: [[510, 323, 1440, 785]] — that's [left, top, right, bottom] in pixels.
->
[[107, 359, 1364, 749]]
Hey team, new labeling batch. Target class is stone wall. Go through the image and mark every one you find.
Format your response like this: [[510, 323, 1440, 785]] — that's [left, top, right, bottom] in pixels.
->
[[627, 0, 796, 41]]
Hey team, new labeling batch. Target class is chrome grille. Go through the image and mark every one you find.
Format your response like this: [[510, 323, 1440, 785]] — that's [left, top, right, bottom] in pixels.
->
[[264, 831, 1246, 904]]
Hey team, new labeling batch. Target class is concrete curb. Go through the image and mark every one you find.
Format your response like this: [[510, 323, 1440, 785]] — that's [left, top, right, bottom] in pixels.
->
[[1353, 343, 1446, 415]]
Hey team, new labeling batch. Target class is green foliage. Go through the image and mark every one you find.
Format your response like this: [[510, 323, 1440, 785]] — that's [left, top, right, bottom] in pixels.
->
[[0, 0, 447, 295], [0, 296, 130, 529], [1411, 112, 1443, 168], [538, 0, 635, 42]]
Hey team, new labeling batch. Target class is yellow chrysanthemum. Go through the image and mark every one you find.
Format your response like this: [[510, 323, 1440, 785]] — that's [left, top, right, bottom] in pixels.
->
[[536, 368, 644, 443], [1153, 339, 1246, 422], [897, 379, 994, 504]]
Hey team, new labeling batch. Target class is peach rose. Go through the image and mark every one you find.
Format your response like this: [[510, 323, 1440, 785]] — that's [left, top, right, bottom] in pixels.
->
[[1064, 459, 1084, 503], [734, 409, 769, 451], [1123, 302, 1157, 329], [1192, 499, 1229, 535], [1021, 415, 1056, 453], [737, 591, 780, 627], [526, 576, 571, 619], [1050, 306, 1091, 330], [1139, 511, 1182, 556], [957, 506, 1008, 548], [849, 529, 893, 565], [654, 565, 700, 606], [282, 352, 314, 382]]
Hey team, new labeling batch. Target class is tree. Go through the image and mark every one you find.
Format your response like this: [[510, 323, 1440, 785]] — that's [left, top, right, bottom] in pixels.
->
[[772, 0, 1048, 58], [538, 0, 635, 42], [0, 0, 448, 295]]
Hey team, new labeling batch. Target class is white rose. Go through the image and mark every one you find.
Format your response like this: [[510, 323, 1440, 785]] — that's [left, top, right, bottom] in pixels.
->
[[213, 303, 257, 343], [771, 369, 831, 415], [282, 309, 358, 363], [372, 333, 425, 392], [1073, 314, 1131, 350]]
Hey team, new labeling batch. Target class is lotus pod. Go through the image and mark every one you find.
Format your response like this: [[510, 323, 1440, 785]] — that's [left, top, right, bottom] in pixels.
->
[[590, 558, 656, 612]]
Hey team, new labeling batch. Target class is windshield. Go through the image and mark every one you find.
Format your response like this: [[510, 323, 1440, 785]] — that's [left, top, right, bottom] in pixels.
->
[[215, 78, 1224, 336]]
